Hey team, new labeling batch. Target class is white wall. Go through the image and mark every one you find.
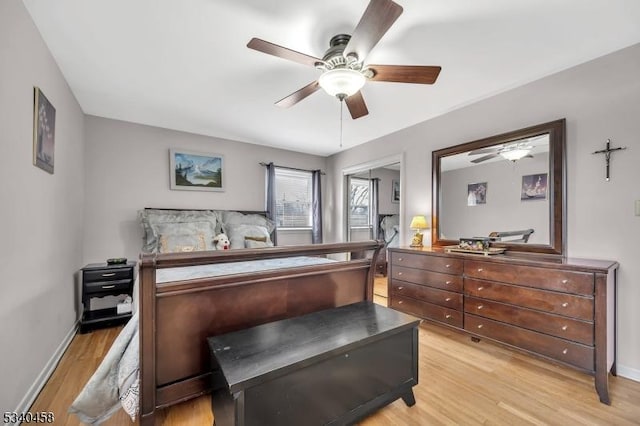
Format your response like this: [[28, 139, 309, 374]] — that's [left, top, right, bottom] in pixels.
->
[[327, 43, 640, 379], [0, 0, 85, 412], [441, 153, 549, 244], [83, 116, 326, 263]]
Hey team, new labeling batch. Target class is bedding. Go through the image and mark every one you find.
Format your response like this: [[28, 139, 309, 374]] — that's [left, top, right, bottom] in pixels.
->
[[70, 255, 335, 423]]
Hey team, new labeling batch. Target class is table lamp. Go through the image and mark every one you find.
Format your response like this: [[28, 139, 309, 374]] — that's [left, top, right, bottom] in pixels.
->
[[409, 215, 429, 247]]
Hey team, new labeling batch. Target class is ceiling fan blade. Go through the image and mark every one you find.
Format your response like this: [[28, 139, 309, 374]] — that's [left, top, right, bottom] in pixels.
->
[[275, 81, 321, 108], [468, 145, 503, 156], [471, 154, 498, 164], [247, 38, 321, 68], [345, 91, 369, 119], [344, 0, 403, 62], [368, 65, 441, 84]]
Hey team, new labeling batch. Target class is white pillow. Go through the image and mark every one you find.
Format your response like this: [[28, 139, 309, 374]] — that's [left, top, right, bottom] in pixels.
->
[[225, 224, 273, 249]]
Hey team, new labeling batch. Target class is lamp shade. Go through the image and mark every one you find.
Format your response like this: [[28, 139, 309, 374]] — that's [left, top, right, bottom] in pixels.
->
[[410, 215, 428, 230], [318, 68, 366, 98]]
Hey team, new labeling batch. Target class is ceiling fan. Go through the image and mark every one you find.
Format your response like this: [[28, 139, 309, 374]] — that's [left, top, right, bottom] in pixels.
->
[[247, 0, 442, 119], [468, 142, 535, 163]]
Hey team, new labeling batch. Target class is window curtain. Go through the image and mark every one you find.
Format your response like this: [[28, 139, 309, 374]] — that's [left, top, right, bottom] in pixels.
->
[[370, 178, 380, 241], [311, 169, 323, 244], [265, 162, 277, 245]]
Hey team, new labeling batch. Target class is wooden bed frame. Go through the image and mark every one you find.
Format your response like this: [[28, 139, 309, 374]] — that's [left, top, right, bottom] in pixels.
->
[[139, 240, 383, 425]]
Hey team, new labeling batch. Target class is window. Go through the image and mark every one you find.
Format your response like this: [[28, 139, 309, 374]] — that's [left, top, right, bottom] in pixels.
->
[[349, 178, 370, 227], [275, 168, 312, 228]]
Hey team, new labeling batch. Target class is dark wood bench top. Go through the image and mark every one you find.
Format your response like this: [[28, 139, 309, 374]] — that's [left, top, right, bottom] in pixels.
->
[[207, 301, 421, 393]]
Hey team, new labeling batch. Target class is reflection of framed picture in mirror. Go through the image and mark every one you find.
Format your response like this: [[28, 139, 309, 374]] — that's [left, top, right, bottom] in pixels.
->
[[391, 179, 400, 203], [467, 182, 487, 206], [521, 173, 547, 200]]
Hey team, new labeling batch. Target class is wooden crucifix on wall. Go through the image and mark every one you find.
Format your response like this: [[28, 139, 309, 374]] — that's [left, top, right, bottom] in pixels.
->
[[592, 139, 627, 181]]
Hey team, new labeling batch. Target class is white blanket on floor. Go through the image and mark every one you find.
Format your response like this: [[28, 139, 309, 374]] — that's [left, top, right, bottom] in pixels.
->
[[68, 312, 139, 424]]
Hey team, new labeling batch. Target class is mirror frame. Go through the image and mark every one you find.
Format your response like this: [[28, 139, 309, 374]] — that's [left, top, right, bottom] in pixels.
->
[[432, 118, 566, 256]]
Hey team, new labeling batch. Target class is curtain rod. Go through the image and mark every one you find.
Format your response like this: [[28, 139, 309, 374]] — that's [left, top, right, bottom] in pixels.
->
[[259, 162, 325, 175]]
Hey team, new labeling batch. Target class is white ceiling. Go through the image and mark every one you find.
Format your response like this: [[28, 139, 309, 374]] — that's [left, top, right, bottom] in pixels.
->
[[22, 0, 640, 157]]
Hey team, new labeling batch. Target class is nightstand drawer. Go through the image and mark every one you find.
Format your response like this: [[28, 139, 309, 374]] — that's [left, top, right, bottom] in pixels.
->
[[84, 268, 133, 282], [84, 278, 132, 295]]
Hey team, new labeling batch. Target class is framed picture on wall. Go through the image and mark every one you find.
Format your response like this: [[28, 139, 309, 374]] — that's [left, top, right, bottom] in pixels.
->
[[467, 182, 487, 206], [33, 87, 56, 174], [391, 179, 400, 203], [521, 173, 547, 200], [169, 149, 224, 191]]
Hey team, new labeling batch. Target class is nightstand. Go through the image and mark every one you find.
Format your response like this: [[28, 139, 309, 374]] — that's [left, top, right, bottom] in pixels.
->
[[80, 261, 136, 333]]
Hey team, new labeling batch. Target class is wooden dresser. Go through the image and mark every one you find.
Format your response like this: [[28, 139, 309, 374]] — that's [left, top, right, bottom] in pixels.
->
[[388, 247, 618, 404]]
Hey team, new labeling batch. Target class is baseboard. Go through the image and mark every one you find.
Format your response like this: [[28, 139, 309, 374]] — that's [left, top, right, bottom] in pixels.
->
[[617, 364, 640, 383], [11, 321, 78, 424]]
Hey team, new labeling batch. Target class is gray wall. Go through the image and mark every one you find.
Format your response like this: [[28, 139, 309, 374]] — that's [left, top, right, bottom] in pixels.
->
[[327, 43, 640, 379], [83, 116, 327, 263], [440, 153, 549, 244], [0, 0, 85, 412]]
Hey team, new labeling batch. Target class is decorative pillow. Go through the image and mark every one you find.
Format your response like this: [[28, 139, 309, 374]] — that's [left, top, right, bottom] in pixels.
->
[[138, 209, 217, 252], [245, 236, 270, 248], [219, 211, 275, 234], [159, 232, 206, 253], [225, 224, 274, 249]]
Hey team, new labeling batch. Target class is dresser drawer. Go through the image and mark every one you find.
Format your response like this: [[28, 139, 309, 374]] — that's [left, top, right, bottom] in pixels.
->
[[464, 260, 594, 295], [391, 252, 463, 275], [391, 281, 462, 310], [84, 267, 133, 283], [391, 295, 462, 328], [391, 266, 463, 292], [465, 314, 594, 371], [84, 278, 133, 295], [465, 297, 594, 345], [464, 278, 593, 321]]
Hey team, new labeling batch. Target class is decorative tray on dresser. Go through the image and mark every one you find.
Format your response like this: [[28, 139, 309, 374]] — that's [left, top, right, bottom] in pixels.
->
[[387, 246, 618, 405]]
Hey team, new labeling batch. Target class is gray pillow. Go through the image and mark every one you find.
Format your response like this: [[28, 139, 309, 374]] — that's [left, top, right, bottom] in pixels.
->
[[219, 211, 275, 234], [138, 209, 218, 252], [225, 224, 273, 249]]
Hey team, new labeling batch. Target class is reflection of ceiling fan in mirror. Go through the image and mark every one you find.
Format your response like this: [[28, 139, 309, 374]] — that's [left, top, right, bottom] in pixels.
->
[[468, 134, 550, 163], [247, 0, 442, 119]]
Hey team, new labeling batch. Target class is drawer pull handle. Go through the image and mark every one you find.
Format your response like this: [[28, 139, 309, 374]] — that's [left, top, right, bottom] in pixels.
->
[[445, 314, 452, 319], [562, 279, 568, 284], [101, 273, 116, 277], [477, 305, 484, 310], [477, 286, 484, 291], [101, 285, 116, 289], [445, 264, 451, 268], [445, 280, 452, 285], [398, 257, 403, 261], [562, 325, 568, 331], [398, 301, 403, 304], [477, 268, 484, 272], [562, 349, 568, 355], [398, 286, 404, 290], [445, 297, 452, 302], [561, 302, 569, 307], [477, 324, 483, 329], [398, 272, 403, 276]]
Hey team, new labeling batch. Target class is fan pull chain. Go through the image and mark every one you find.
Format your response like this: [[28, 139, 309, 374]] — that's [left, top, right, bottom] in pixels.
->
[[340, 100, 344, 148]]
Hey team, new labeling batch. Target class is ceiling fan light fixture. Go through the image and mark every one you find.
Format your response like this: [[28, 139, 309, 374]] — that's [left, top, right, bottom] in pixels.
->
[[500, 148, 531, 162], [318, 68, 366, 98]]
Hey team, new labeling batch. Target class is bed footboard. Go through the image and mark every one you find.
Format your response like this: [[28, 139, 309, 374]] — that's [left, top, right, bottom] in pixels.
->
[[139, 240, 383, 425]]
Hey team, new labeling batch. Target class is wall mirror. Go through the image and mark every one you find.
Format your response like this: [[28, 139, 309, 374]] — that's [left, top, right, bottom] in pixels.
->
[[432, 119, 566, 255]]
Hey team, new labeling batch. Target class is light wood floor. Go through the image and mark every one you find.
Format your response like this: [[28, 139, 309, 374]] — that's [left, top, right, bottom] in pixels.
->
[[30, 276, 640, 425]]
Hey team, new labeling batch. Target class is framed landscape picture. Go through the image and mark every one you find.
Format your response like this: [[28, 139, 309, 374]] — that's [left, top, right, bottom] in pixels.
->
[[169, 149, 224, 191], [33, 87, 56, 174], [521, 173, 547, 200]]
